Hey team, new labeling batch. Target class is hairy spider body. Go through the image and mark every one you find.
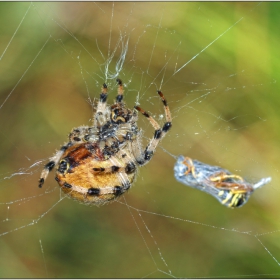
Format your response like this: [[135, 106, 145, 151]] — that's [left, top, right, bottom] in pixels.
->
[[55, 142, 136, 205], [39, 79, 172, 205]]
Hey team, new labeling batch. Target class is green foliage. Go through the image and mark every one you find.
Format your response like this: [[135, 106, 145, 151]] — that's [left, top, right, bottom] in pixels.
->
[[0, 2, 279, 278]]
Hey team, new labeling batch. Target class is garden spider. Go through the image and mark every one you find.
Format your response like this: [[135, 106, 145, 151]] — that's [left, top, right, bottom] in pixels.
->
[[39, 79, 172, 205]]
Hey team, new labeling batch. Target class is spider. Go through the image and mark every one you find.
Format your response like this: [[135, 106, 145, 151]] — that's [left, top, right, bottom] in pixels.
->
[[39, 79, 172, 205]]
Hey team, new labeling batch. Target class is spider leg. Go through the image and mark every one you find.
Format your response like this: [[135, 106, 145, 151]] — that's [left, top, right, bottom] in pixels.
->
[[95, 83, 109, 128], [38, 143, 70, 188], [115, 78, 124, 103], [157, 90, 172, 137], [134, 90, 172, 166], [69, 126, 90, 143]]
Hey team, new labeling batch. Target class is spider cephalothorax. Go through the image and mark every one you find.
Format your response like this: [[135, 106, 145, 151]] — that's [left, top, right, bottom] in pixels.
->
[[39, 79, 172, 205]]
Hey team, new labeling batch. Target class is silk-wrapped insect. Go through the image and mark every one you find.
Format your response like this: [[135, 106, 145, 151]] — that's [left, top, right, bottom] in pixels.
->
[[174, 156, 271, 208]]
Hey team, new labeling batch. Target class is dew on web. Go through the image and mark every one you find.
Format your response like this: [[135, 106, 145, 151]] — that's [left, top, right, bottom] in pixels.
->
[[0, 2, 280, 278]]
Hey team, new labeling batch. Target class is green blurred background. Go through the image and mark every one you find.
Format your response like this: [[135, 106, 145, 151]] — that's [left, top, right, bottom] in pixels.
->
[[0, 2, 280, 278]]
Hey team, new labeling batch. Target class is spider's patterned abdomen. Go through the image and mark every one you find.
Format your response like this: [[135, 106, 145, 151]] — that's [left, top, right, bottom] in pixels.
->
[[56, 142, 136, 205]]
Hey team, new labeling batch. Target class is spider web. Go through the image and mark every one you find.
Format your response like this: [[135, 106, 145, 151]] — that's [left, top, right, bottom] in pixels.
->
[[0, 2, 279, 278]]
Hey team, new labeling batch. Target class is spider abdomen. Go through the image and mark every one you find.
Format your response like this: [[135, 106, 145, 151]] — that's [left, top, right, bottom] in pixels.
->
[[55, 143, 136, 205]]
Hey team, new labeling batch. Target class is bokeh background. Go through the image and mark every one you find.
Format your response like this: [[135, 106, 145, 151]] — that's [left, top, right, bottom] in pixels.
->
[[0, 2, 280, 278]]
